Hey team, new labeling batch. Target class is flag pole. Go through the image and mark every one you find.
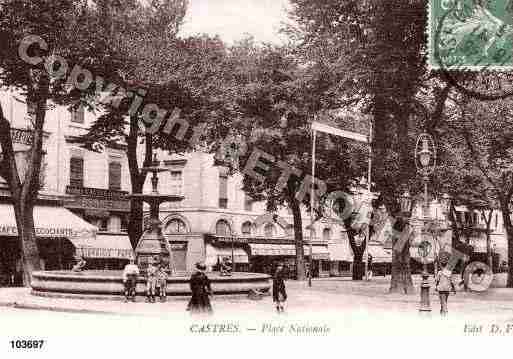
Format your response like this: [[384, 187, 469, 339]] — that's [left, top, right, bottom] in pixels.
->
[[364, 118, 373, 281], [309, 123, 316, 287]]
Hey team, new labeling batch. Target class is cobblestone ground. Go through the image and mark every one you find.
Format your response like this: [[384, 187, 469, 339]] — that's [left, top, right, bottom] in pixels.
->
[[1, 274, 513, 336]]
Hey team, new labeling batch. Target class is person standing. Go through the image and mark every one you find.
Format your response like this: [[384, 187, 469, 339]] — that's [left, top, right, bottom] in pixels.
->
[[435, 261, 457, 316], [273, 262, 287, 313], [187, 262, 213, 314], [122, 258, 139, 302], [156, 262, 168, 302], [146, 258, 158, 303]]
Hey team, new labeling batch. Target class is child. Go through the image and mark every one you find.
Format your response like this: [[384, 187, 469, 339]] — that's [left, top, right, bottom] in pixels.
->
[[146, 258, 158, 303], [122, 258, 139, 302], [435, 261, 457, 316], [157, 263, 168, 302]]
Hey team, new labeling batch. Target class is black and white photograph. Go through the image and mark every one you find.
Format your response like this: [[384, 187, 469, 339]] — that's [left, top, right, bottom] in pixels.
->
[[1, 0, 513, 357]]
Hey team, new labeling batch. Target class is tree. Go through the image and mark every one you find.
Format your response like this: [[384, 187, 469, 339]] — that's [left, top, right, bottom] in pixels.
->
[[0, 0, 103, 285], [287, 0, 434, 289], [75, 1, 232, 248], [226, 42, 366, 280], [438, 96, 513, 286]]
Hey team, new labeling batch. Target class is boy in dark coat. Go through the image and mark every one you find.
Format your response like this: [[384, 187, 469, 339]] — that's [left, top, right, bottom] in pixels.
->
[[188, 262, 213, 314], [273, 263, 287, 313]]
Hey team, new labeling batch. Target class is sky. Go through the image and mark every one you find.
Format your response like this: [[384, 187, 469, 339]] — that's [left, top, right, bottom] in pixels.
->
[[179, 0, 292, 45]]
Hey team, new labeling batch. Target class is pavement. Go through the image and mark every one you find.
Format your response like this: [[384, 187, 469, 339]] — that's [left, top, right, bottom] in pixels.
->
[[1, 274, 513, 320]]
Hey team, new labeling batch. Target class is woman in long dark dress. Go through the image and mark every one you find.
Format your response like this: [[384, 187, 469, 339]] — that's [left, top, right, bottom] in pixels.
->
[[188, 262, 213, 314], [272, 263, 287, 313]]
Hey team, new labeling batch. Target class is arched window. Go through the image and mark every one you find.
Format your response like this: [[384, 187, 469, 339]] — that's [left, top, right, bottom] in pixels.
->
[[216, 220, 231, 236], [241, 221, 252, 235], [264, 223, 276, 237], [165, 218, 188, 234], [323, 228, 332, 241]]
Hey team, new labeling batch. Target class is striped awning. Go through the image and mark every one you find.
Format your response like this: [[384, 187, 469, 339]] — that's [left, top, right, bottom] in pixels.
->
[[0, 203, 97, 238], [249, 243, 329, 260], [70, 234, 134, 260], [205, 244, 249, 265], [368, 244, 392, 263]]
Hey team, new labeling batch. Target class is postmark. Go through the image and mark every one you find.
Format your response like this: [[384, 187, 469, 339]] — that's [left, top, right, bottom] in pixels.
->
[[429, 0, 513, 70]]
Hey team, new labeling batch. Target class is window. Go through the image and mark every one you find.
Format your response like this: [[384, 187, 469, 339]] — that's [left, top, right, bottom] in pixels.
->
[[264, 223, 276, 237], [244, 194, 253, 212], [120, 216, 128, 233], [70, 105, 84, 124], [108, 162, 122, 190], [165, 218, 187, 234], [215, 220, 231, 236], [69, 157, 84, 187], [170, 171, 183, 195], [241, 221, 252, 235], [323, 228, 332, 241], [98, 218, 108, 232], [219, 173, 228, 209]]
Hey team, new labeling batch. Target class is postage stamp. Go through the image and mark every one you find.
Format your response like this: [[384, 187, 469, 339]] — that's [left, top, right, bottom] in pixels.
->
[[429, 0, 513, 70]]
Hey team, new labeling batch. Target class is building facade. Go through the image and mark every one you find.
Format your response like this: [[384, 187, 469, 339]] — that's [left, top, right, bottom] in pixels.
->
[[0, 91, 133, 286], [143, 150, 360, 277]]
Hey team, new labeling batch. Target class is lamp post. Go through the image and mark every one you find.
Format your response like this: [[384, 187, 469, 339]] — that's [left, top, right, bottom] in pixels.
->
[[415, 133, 436, 314]]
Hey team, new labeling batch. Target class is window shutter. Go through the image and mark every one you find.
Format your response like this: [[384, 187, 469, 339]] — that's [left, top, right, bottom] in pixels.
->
[[69, 157, 84, 187], [109, 162, 122, 190]]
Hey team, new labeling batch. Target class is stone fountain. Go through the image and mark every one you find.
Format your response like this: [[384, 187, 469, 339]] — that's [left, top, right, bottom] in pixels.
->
[[30, 155, 271, 298], [130, 154, 182, 274]]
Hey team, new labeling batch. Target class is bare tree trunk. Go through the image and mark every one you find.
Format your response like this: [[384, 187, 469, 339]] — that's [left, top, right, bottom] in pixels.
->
[[14, 203, 41, 286], [499, 198, 513, 288], [0, 88, 46, 286], [290, 197, 306, 281], [126, 117, 152, 249], [389, 219, 414, 293]]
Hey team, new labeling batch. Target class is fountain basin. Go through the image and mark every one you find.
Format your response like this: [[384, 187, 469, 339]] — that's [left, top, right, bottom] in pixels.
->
[[31, 270, 271, 297]]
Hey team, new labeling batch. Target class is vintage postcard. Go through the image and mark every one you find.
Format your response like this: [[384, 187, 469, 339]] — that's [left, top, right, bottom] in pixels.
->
[[1, 0, 513, 357]]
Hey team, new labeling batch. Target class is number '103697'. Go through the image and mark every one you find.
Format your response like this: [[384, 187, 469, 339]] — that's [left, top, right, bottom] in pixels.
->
[[9, 340, 44, 350]]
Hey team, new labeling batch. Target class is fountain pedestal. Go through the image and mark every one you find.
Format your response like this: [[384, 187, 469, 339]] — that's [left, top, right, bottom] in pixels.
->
[[129, 155, 183, 274]]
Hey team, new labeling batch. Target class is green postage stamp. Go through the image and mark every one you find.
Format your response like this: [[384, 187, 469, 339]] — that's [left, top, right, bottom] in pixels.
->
[[429, 0, 513, 70]]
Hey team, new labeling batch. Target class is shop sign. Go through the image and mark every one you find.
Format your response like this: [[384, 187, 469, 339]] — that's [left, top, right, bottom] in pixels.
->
[[66, 186, 129, 200], [0, 225, 75, 237], [76, 247, 134, 259], [65, 197, 130, 212], [11, 128, 34, 146]]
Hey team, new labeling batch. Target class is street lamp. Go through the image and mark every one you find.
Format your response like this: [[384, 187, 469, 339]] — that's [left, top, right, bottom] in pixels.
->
[[414, 133, 436, 314]]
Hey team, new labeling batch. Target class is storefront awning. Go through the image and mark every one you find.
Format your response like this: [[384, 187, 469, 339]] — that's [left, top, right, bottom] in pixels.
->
[[328, 240, 353, 262], [0, 203, 97, 238], [69, 234, 134, 259], [368, 244, 392, 263], [205, 244, 249, 265], [249, 243, 329, 260]]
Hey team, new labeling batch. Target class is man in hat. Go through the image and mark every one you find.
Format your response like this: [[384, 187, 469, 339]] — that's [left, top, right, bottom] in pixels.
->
[[122, 258, 139, 302]]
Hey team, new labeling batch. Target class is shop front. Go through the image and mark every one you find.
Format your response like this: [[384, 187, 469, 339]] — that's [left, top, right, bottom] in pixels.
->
[[68, 233, 134, 270], [248, 243, 330, 278], [0, 202, 97, 286], [64, 186, 130, 232]]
